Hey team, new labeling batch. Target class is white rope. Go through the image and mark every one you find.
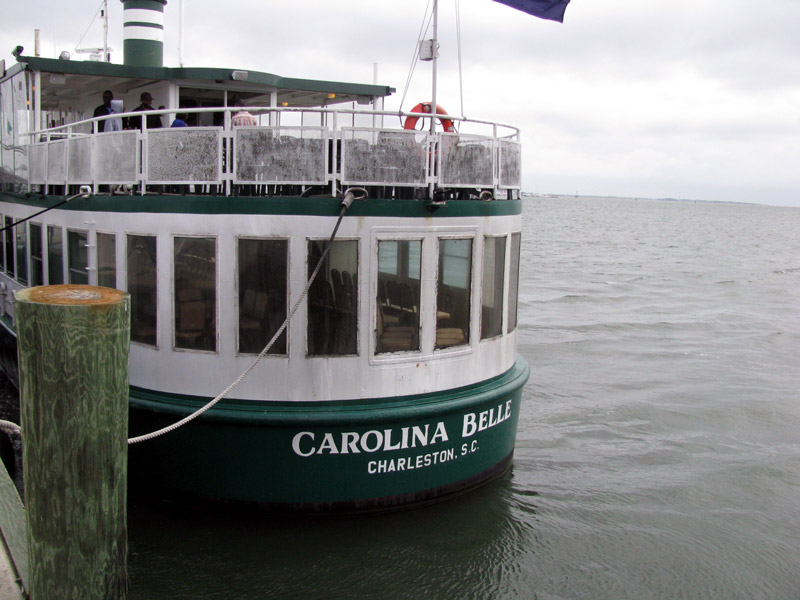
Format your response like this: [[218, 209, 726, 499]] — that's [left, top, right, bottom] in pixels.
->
[[128, 191, 363, 445], [0, 420, 21, 437]]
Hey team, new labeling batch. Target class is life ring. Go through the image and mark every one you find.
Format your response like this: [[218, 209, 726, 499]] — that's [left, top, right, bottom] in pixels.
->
[[403, 102, 456, 133]]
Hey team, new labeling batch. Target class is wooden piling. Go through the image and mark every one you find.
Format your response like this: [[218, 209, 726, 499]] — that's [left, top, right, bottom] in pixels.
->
[[16, 285, 130, 600]]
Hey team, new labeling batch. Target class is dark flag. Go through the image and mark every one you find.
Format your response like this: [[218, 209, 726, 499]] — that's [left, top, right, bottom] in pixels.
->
[[493, 0, 570, 22]]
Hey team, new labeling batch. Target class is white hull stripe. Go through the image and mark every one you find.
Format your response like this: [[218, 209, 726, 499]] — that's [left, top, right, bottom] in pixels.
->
[[123, 8, 165, 26], [123, 26, 164, 42]]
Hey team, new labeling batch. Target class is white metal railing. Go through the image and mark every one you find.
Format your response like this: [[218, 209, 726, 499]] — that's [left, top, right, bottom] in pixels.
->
[[22, 106, 522, 195]]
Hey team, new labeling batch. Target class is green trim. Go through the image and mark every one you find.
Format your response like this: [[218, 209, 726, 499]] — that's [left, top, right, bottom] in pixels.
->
[[15, 56, 395, 98], [122, 0, 167, 9], [129, 357, 530, 426], [1, 192, 522, 218], [124, 22, 165, 29], [123, 39, 163, 68], [128, 358, 527, 508]]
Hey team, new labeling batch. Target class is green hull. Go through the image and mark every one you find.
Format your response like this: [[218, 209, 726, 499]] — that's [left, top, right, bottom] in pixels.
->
[[129, 357, 529, 511]]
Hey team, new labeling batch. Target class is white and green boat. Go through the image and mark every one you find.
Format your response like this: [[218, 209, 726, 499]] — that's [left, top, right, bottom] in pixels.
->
[[0, 0, 533, 511]]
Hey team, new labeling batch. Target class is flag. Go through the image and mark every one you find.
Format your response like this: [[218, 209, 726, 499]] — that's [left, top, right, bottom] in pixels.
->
[[492, 0, 570, 22]]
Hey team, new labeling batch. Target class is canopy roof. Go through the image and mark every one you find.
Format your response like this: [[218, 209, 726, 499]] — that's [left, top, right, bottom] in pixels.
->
[[7, 56, 394, 110]]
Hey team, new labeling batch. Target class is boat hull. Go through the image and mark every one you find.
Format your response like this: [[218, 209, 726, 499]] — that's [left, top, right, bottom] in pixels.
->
[[128, 357, 529, 511]]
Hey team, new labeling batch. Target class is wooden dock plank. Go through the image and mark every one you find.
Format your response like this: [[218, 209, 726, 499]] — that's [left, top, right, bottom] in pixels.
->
[[0, 460, 26, 596]]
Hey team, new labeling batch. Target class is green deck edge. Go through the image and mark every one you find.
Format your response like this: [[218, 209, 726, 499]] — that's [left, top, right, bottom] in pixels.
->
[[129, 357, 530, 425], [1, 192, 523, 219]]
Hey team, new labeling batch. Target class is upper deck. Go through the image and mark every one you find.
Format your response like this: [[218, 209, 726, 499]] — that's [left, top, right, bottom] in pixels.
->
[[0, 58, 525, 403], [1, 56, 521, 202]]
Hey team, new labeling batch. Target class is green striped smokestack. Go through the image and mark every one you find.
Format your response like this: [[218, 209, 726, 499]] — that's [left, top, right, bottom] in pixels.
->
[[121, 0, 167, 67]]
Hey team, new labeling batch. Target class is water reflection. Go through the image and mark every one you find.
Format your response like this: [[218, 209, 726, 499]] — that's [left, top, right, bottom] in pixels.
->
[[128, 468, 538, 600]]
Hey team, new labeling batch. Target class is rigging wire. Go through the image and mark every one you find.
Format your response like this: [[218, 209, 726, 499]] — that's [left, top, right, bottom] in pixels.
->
[[400, 0, 467, 121], [72, 0, 106, 57], [0, 187, 92, 235], [455, 0, 465, 118], [399, 0, 434, 114]]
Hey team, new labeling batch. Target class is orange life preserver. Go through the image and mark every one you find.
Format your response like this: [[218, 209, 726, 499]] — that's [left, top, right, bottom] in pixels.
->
[[403, 102, 456, 133]]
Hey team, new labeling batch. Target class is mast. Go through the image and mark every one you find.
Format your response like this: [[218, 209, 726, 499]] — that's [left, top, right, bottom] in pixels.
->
[[103, 0, 109, 61], [430, 0, 438, 137], [179, 0, 184, 67], [427, 0, 439, 199]]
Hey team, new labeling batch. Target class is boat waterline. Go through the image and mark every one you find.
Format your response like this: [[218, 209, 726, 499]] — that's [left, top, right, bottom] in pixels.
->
[[128, 357, 529, 511]]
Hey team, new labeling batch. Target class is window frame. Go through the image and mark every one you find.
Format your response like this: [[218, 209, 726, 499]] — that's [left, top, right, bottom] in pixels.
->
[[434, 234, 475, 352], [66, 228, 89, 285], [172, 234, 218, 353], [480, 234, 507, 341], [306, 237, 360, 358], [126, 233, 158, 348], [235, 236, 290, 356]]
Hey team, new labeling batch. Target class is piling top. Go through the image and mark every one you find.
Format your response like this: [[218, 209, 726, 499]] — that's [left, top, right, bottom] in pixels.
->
[[16, 285, 126, 306]]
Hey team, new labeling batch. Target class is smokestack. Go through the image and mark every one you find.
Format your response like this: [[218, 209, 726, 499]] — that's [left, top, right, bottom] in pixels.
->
[[121, 0, 167, 67]]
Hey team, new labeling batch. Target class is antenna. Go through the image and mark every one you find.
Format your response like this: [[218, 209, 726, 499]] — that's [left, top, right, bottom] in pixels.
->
[[74, 0, 113, 62], [102, 0, 109, 61], [430, 0, 438, 136], [179, 0, 184, 67]]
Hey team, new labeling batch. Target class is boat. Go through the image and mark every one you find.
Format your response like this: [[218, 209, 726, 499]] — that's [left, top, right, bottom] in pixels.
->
[[0, 0, 543, 511]]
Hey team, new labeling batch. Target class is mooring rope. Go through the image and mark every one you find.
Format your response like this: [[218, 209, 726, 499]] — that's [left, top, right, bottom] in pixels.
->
[[127, 188, 366, 445], [0, 186, 92, 236], [0, 420, 21, 437]]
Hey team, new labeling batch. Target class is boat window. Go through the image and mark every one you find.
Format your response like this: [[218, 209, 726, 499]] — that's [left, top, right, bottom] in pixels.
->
[[507, 232, 521, 333], [127, 235, 158, 347], [47, 226, 63, 284], [174, 237, 217, 352], [237, 238, 288, 355], [436, 238, 472, 349], [4, 218, 14, 278], [16, 224, 28, 285], [29, 223, 43, 286], [307, 239, 358, 356], [376, 240, 422, 354], [481, 236, 507, 340], [97, 233, 116, 289], [67, 230, 88, 284]]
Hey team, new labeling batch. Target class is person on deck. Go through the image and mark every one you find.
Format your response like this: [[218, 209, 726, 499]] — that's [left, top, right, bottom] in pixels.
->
[[92, 90, 114, 133], [126, 92, 163, 130], [231, 101, 258, 127], [106, 99, 124, 132]]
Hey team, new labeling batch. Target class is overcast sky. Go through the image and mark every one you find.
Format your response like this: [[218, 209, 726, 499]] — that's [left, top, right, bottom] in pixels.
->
[[3, 0, 799, 206]]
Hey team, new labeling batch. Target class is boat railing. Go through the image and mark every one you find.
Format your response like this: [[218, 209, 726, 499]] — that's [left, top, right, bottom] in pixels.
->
[[21, 106, 522, 197]]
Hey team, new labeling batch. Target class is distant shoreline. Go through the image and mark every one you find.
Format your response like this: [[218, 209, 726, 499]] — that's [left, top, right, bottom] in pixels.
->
[[520, 193, 776, 207]]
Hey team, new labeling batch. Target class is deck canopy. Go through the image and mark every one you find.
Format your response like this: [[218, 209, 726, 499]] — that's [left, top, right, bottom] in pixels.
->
[[10, 56, 394, 112]]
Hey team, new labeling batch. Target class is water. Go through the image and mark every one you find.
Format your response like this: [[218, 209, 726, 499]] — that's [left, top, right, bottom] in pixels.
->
[[3, 197, 799, 598]]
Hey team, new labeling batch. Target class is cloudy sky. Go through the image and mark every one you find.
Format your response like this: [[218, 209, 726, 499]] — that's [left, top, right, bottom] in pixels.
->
[[3, 0, 799, 206]]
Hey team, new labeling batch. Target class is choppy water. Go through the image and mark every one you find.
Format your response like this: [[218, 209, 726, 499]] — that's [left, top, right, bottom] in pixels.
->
[[3, 197, 800, 599]]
